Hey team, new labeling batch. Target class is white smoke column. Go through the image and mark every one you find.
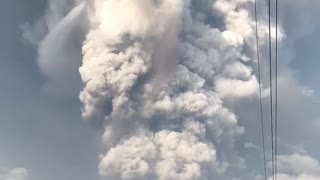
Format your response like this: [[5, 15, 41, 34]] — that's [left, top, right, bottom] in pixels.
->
[[22, 0, 87, 97], [79, 0, 284, 179]]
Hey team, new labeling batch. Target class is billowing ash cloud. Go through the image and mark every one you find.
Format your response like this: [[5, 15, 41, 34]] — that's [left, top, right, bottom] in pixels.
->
[[19, 0, 320, 179], [78, 0, 284, 179]]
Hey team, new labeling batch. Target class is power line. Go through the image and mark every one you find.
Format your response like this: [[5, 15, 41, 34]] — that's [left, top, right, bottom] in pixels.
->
[[275, 0, 279, 179], [267, 0, 275, 179], [254, 0, 267, 179]]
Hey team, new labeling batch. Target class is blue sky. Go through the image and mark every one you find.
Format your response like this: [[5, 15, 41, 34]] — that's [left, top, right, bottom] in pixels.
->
[[1, 0, 320, 180]]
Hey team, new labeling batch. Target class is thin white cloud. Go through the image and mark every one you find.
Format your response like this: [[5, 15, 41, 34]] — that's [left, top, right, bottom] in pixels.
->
[[301, 87, 315, 97], [268, 153, 320, 180], [0, 168, 29, 180]]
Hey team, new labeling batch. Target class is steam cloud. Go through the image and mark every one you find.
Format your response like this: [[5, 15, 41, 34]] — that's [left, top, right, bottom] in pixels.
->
[[22, 0, 87, 97], [78, 0, 284, 179]]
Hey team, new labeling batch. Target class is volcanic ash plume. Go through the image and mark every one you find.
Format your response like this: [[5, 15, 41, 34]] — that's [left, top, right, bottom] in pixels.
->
[[79, 0, 274, 179]]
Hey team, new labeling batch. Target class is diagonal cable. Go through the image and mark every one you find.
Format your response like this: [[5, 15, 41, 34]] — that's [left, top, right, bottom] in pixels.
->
[[254, 1, 267, 179]]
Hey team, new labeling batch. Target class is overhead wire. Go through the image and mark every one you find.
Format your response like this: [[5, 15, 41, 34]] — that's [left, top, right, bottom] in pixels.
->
[[275, 0, 279, 179], [253, 0, 267, 179], [267, 0, 275, 179]]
